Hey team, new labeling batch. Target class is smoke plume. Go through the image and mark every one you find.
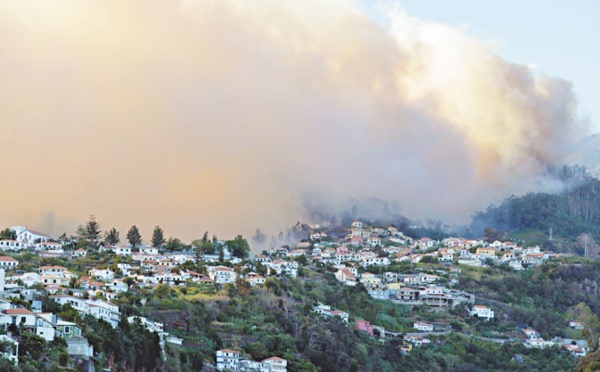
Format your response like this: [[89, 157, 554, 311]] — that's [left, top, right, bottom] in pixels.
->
[[0, 0, 583, 241]]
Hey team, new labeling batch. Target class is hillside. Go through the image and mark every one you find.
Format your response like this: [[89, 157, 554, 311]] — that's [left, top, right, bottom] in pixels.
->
[[469, 167, 600, 253]]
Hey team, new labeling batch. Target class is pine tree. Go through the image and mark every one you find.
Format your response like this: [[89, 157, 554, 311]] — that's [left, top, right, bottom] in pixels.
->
[[85, 215, 102, 247], [151, 226, 165, 248], [127, 225, 142, 248]]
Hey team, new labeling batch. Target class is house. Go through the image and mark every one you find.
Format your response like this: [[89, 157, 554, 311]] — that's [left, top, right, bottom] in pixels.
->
[[569, 321, 585, 330], [563, 344, 587, 357], [86, 300, 121, 328], [208, 266, 236, 284], [34, 242, 63, 251], [139, 246, 159, 255], [11, 226, 53, 247], [404, 335, 431, 347], [290, 249, 307, 258], [89, 268, 115, 281], [357, 319, 375, 336], [469, 305, 494, 320], [413, 322, 434, 332], [350, 236, 364, 246], [313, 304, 349, 323], [39, 266, 68, 277], [501, 252, 515, 261], [0, 240, 23, 252], [395, 287, 420, 302], [351, 221, 363, 229], [523, 328, 540, 339], [335, 268, 357, 286], [0, 308, 37, 328], [41, 274, 69, 286], [0, 334, 18, 364], [73, 248, 87, 258], [262, 356, 287, 371], [216, 349, 240, 371], [114, 245, 132, 256], [367, 237, 382, 247], [522, 254, 544, 266], [476, 247, 498, 257], [0, 256, 18, 269], [245, 273, 266, 286], [526, 338, 554, 348]]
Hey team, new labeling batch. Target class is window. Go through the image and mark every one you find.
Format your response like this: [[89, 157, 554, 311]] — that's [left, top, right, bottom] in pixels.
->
[[64, 326, 70, 334], [20, 317, 26, 323]]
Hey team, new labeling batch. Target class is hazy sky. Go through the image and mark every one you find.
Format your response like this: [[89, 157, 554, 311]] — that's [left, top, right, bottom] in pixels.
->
[[394, 0, 600, 132], [0, 0, 588, 243]]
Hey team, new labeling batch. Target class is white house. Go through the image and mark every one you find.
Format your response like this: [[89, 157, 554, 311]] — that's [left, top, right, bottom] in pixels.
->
[[139, 246, 159, 255], [0, 257, 18, 269], [335, 268, 357, 286], [89, 268, 115, 281], [413, 322, 434, 332], [208, 266, 236, 284], [404, 335, 431, 347], [263, 356, 288, 371], [39, 266, 68, 277], [34, 242, 63, 251], [0, 334, 18, 364], [313, 304, 349, 323], [114, 245, 132, 256], [216, 349, 240, 371], [73, 248, 87, 258], [469, 305, 494, 320], [0, 240, 23, 252], [12, 226, 53, 247]]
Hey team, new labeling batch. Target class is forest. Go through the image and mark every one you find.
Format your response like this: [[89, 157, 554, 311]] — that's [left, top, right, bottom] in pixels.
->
[[470, 166, 600, 241]]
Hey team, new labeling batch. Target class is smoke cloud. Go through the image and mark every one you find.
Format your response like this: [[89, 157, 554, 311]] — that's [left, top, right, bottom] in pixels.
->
[[0, 0, 583, 241]]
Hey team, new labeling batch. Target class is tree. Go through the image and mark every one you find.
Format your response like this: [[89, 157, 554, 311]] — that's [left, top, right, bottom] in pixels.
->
[[151, 226, 165, 248], [226, 235, 250, 259], [123, 277, 136, 288], [85, 215, 102, 246], [105, 228, 120, 245], [166, 237, 184, 251], [19, 332, 47, 361], [0, 228, 16, 240], [127, 225, 142, 248], [484, 228, 504, 243], [252, 228, 267, 246]]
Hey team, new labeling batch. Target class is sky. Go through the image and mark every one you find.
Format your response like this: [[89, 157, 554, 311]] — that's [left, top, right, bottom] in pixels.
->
[[0, 0, 591, 243], [395, 0, 600, 132]]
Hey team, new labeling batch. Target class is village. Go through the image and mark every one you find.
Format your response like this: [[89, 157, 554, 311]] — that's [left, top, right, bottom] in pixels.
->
[[0, 220, 593, 370]]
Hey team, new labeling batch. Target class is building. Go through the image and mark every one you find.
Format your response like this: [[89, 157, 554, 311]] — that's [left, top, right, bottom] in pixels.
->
[[11, 226, 53, 247], [313, 304, 349, 323], [469, 305, 494, 320], [413, 322, 434, 332], [216, 349, 240, 371], [0, 334, 18, 364], [0, 240, 23, 252], [0, 257, 18, 269]]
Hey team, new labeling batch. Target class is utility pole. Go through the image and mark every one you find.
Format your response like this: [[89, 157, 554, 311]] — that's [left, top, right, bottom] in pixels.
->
[[549, 228, 553, 241]]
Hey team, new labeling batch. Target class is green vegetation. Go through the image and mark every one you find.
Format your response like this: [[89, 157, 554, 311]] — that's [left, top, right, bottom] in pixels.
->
[[471, 165, 600, 244]]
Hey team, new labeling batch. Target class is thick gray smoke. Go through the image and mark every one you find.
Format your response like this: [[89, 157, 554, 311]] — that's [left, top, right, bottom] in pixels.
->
[[0, 1, 583, 241]]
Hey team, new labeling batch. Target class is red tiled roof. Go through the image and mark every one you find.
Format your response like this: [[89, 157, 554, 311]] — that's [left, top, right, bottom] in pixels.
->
[[3, 308, 33, 315]]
